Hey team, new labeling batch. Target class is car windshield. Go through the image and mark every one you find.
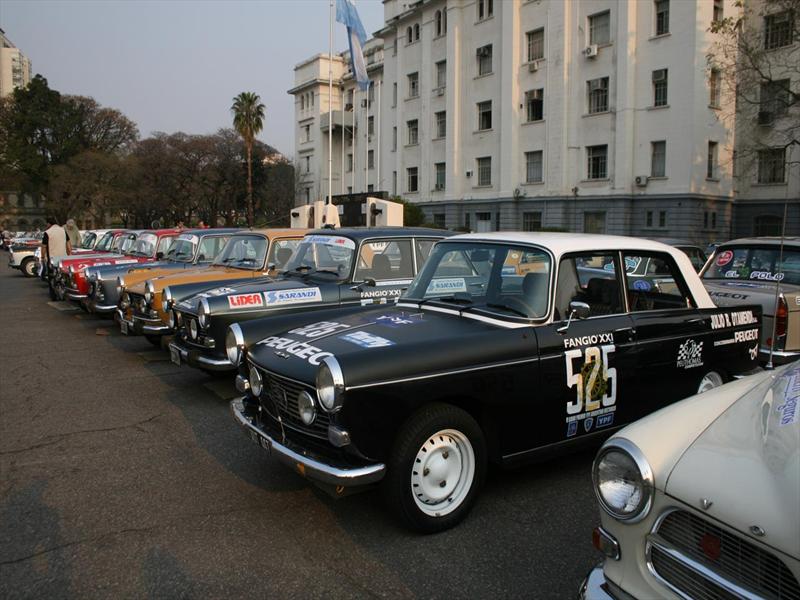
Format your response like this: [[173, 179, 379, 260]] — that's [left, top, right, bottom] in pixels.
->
[[283, 234, 356, 280], [116, 234, 137, 253], [81, 232, 97, 249], [404, 241, 552, 319], [704, 246, 800, 286], [165, 237, 196, 263], [212, 235, 268, 270], [129, 233, 158, 257], [95, 232, 115, 252]]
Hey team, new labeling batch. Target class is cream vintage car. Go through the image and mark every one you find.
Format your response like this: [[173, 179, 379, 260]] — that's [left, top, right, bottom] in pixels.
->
[[581, 362, 799, 600]]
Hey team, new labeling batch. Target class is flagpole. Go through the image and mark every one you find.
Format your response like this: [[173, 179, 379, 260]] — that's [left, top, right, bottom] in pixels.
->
[[340, 86, 345, 194], [352, 89, 355, 192], [365, 82, 369, 193], [327, 0, 334, 205], [377, 79, 381, 192]]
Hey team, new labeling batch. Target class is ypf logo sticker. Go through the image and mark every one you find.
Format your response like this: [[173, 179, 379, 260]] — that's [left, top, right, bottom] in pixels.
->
[[676, 339, 704, 369]]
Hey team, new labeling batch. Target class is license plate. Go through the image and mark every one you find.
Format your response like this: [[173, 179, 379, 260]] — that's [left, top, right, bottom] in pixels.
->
[[170, 346, 181, 366], [120, 320, 129, 335]]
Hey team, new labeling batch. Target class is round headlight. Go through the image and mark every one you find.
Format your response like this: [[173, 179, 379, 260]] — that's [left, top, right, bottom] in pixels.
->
[[249, 365, 263, 397], [297, 390, 316, 425], [189, 318, 198, 340], [198, 298, 210, 328], [162, 287, 173, 313], [316, 356, 344, 411], [168, 310, 176, 329], [592, 439, 654, 523], [226, 323, 244, 365], [144, 281, 154, 304], [120, 292, 130, 309]]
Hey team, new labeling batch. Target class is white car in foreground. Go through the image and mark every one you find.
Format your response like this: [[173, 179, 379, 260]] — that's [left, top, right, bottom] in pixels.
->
[[581, 362, 799, 599]]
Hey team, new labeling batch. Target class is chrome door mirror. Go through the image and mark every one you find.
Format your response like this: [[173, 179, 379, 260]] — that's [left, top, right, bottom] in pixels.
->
[[557, 301, 591, 333]]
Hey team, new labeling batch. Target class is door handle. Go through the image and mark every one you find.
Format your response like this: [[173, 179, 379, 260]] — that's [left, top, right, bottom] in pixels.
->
[[687, 318, 707, 324]]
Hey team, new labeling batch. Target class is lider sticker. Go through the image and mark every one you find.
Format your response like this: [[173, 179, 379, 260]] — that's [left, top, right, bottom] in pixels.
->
[[228, 293, 264, 309]]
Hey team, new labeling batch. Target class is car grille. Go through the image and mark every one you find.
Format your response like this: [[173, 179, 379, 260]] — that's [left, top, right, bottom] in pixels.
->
[[252, 364, 329, 441], [649, 509, 800, 600]]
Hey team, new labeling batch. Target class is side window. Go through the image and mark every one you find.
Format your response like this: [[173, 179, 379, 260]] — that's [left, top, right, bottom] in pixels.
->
[[356, 239, 414, 280], [555, 253, 623, 320], [197, 236, 228, 262], [157, 236, 173, 256], [624, 252, 694, 311], [267, 239, 301, 269], [414, 239, 437, 272]]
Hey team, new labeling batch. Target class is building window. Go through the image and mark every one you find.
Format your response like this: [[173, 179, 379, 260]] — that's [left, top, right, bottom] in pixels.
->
[[407, 119, 419, 145], [477, 0, 493, 21], [523, 212, 542, 231], [587, 145, 608, 180], [525, 151, 543, 183], [300, 95, 305, 110], [435, 111, 446, 138], [346, 153, 353, 172], [651, 141, 666, 177], [433, 213, 446, 228], [754, 215, 782, 236], [652, 69, 668, 106], [347, 186, 353, 194], [303, 124, 311, 142], [764, 11, 793, 49], [757, 148, 786, 183], [434, 163, 446, 190], [707, 141, 718, 179], [646, 211, 653, 227], [589, 11, 611, 45], [713, 0, 724, 23], [584, 212, 606, 234], [477, 101, 493, 130], [406, 27, 413, 44], [436, 60, 447, 89], [368, 184, 374, 193], [527, 28, 545, 62], [408, 72, 419, 98], [477, 157, 492, 186], [658, 210, 667, 228], [305, 188, 311, 203], [392, 171, 397, 195], [368, 150, 374, 170], [477, 44, 493, 76], [525, 89, 544, 122], [407, 167, 419, 192], [587, 77, 609, 113], [368, 81, 375, 103], [368, 116, 374, 136], [703, 211, 717, 230], [304, 156, 311, 173], [392, 82, 397, 106], [392, 126, 397, 151], [760, 79, 790, 119], [709, 69, 722, 107], [435, 10, 447, 36], [414, 23, 420, 41], [655, 0, 669, 35]]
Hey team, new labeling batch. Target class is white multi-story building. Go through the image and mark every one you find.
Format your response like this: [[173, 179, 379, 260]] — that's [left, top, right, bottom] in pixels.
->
[[290, 0, 797, 241], [0, 29, 32, 98]]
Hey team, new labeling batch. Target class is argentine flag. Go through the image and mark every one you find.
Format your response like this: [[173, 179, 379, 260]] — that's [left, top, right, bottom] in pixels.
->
[[336, 0, 370, 91]]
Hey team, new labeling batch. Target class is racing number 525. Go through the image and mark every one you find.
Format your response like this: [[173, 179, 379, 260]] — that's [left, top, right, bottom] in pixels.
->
[[565, 345, 617, 415]]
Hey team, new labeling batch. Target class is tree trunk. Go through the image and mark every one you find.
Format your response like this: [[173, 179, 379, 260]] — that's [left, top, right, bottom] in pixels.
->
[[246, 142, 254, 227]]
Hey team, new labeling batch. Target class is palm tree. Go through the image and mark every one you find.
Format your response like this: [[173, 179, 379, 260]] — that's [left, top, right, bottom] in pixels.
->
[[231, 92, 265, 227]]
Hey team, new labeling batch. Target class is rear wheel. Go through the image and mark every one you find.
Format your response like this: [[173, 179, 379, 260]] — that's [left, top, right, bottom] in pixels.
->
[[21, 258, 37, 277], [697, 370, 724, 394], [382, 403, 486, 533]]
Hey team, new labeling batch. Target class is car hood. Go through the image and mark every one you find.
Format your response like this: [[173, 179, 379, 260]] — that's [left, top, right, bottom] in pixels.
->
[[93, 259, 174, 281], [61, 255, 143, 272], [665, 364, 800, 559], [55, 252, 120, 267], [703, 279, 800, 317], [199, 275, 342, 315], [127, 265, 260, 296], [248, 304, 534, 386]]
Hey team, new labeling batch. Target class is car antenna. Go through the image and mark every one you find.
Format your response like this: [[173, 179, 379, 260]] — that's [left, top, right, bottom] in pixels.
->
[[765, 196, 789, 371]]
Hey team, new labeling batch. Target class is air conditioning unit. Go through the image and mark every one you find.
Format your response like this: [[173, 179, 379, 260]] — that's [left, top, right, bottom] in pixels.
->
[[635, 175, 649, 187], [465, 170, 473, 178], [584, 45, 599, 58], [528, 61, 539, 72], [345, 103, 353, 111], [436, 87, 445, 96], [652, 69, 667, 82], [757, 111, 774, 126]]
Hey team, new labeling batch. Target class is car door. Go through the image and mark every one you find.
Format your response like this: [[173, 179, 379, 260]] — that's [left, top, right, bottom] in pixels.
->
[[340, 238, 418, 306], [535, 252, 637, 445], [622, 250, 706, 418]]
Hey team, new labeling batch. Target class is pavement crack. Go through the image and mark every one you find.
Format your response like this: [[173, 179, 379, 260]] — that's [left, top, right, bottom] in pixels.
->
[[0, 413, 165, 456]]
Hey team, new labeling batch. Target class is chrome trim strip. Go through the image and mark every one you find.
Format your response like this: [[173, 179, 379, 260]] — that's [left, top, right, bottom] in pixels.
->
[[92, 303, 118, 312], [230, 397, 385, 486], [142, 324, 171, 334]]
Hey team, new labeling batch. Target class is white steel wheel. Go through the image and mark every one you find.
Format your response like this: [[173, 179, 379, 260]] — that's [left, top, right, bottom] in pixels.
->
[[411, 428, 476, 517], [698, 371, 724, 394]]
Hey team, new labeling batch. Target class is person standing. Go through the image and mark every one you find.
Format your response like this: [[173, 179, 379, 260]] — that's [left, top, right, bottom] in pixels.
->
[[65, 219, 82, 248], [41, 216, 71, 299]]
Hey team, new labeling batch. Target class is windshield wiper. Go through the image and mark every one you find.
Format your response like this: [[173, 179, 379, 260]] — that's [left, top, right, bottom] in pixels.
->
[[308, 268, 341, 277], [418, 294, 474, 307], [484, 302, 530, 318]]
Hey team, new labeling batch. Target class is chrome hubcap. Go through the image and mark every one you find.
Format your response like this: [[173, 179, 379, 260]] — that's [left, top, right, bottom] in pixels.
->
[[411, 428, 475, 517], [698, 371, 723, 394]]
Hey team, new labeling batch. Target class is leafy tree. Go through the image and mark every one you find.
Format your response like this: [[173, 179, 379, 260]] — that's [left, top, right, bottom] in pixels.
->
[[231, 92, 265, 227]]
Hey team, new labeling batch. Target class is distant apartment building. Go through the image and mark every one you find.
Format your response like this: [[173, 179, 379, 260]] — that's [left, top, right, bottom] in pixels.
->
[[1, 28, 32, 98], [290, 0, 797, 241]]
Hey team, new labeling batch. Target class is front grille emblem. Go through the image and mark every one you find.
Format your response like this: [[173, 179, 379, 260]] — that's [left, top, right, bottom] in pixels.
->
[[699, 498, 713, 510], [749, 525, 766, 537], [274, 351, 290, 359]]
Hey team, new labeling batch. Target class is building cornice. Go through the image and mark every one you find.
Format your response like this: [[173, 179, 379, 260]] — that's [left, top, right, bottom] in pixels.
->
[[287, 78, 342, 96]]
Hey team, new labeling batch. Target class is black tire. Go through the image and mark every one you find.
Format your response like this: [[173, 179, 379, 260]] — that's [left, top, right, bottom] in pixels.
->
[[382, 403, 486, 534], [145, 335, 162, 348], [21, 258, 37, 277]]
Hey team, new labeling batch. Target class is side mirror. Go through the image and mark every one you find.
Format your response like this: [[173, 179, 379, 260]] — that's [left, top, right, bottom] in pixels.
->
[[557, 301, 591, 333], [267, 263, 277, 272], [350, 278, 376, 291]]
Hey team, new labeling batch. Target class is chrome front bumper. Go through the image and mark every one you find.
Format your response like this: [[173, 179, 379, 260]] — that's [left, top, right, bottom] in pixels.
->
[[168, 341, 232, 370], [91, 301, 119, 313], [230, 397, 386, 487], [65, 288, 88, 300], [578, 564, 634, 600], [133, 315, 171, 335]]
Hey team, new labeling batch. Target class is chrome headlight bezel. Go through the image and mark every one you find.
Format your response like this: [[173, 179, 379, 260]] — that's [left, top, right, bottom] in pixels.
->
[[144, 281, 154, 304], [198, 298, 210, 329], [116, 275, 125, 293], [162, 287, 173, 313], [226, 323, 244, 365], [168, 310, 176, 329], [249, 364, 263, 397], [316, 356, 345, 412], [297, 390, 316, 425], [592, 438, 654, 524], [188, 318, 199, 340]]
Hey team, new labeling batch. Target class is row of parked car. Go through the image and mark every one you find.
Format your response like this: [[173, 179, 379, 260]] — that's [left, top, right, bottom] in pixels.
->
[[7, 224, 799, 599]]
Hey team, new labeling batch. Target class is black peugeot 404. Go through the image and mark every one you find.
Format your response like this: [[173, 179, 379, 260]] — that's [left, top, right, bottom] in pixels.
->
[[228, 232, 763, 532]]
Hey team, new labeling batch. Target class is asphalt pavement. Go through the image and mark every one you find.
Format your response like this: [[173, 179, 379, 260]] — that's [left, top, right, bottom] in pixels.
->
[[0, 263, 602, 599]]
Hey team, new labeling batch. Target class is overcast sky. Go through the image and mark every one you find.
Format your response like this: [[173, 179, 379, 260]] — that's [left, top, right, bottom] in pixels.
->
[[1, 0, 385, 158]]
